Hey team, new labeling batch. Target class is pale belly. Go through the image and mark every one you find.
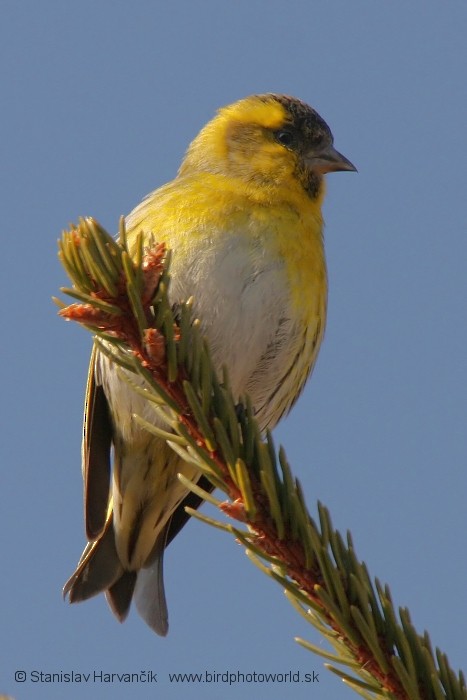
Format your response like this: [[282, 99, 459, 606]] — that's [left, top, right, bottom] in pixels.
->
[[95, 232, 324, 568]]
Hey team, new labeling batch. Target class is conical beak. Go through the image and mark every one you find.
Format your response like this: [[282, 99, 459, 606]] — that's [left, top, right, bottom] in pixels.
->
[[305, 143, 357, 175]]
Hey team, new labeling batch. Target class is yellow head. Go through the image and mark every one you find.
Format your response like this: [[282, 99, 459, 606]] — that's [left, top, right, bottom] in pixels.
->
[[179, 93, 356, 199]]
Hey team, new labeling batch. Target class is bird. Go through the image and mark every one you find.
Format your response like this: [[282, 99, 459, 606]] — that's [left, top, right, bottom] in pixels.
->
[[63, 93, 356, 635]]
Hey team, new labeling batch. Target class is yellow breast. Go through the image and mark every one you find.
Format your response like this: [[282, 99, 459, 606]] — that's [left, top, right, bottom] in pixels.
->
[[125, 172, 327, 428]]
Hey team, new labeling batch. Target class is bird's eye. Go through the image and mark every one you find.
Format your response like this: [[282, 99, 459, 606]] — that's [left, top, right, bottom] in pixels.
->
[[275, 129, 295, 147]]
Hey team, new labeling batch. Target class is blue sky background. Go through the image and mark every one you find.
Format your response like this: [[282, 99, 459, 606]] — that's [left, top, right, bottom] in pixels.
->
[[1, 2, 467, 698]]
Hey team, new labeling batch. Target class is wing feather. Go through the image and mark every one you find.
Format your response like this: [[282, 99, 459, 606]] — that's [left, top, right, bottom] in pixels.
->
[[83, 344, 113, 540]]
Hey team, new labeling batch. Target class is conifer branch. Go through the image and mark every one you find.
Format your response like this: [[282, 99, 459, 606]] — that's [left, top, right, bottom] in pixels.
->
[[56, 217, 466, 700]]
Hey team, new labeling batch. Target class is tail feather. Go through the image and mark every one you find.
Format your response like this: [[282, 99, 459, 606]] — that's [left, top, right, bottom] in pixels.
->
[[65, 478, 212, 633], [64, 515, 123, 603], [134, 548, 168, 636], [64, 517, 168, 635], [106, 571, 137, 622]]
